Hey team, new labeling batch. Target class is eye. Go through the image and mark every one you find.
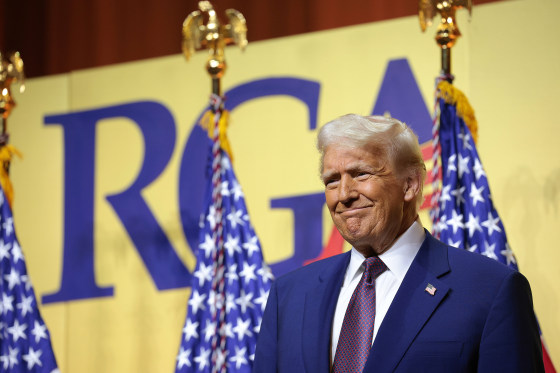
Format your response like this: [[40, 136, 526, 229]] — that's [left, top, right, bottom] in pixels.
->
[[356, 172, 371, 180], [323, 178, 339, 189]]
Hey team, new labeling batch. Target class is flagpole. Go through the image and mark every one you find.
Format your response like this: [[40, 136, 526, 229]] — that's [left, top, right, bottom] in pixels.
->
[[0, 111, 6, 147], [179, 3, 250, 372], [0, 50, 61, 371], [419, 0, 472, 79], [419, 0, 474, 227]]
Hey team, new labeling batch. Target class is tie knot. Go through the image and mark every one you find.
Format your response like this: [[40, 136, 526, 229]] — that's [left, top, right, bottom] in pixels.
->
[[364, 256, 387, 283]]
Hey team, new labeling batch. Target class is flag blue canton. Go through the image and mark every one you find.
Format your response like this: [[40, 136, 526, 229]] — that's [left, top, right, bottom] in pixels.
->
[[0, 188, 59, 372], [433, 98, 518, 270], [176, 125, 273, 372]]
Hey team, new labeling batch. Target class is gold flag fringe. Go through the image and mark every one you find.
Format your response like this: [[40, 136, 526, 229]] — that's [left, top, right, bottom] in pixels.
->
[[0, 144, 22, 208], [199, 110, 234, 162], [436, 81, 479, 144]]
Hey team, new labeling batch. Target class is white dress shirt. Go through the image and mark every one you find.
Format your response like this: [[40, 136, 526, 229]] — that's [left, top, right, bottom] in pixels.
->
[[330, 220, 425, 363]]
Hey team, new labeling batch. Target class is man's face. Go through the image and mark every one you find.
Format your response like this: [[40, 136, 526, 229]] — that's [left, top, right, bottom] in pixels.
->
[[322, 144, 410, 256]]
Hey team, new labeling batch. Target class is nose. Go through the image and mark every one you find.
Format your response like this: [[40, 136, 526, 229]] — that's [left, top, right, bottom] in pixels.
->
[[339, 175, 358, 204]]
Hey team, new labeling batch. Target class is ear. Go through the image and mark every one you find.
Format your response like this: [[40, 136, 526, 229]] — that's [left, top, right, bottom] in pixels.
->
[[403, 172, 421, 202]]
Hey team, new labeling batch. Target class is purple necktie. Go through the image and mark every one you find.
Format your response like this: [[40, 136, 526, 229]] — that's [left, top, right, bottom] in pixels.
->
[[332, 256, 387, 373]]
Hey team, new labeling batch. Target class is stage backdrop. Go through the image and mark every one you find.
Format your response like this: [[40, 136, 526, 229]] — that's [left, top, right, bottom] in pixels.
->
[[8, 0, 559, 371]]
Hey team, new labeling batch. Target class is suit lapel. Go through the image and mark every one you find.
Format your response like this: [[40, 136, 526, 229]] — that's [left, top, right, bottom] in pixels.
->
[[364, 233, 451, 372], [302, 252, 350, 373]]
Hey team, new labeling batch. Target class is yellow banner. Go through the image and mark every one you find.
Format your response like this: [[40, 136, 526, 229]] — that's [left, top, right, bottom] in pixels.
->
[[7, 0, 559, 370]]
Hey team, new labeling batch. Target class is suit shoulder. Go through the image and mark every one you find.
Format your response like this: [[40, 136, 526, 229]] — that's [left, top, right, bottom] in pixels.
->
[[273, 252, 349, 289], [445, 243, 521, 285]]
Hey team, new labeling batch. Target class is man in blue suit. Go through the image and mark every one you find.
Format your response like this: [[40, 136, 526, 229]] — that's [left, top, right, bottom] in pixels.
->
[[253, 114, 544, 372]]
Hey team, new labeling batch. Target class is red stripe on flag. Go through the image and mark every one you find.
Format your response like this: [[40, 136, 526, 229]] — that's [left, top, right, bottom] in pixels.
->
[[420, 142, 435, 210], [543, 339, 557, 373], [305, 226, 345, 265]]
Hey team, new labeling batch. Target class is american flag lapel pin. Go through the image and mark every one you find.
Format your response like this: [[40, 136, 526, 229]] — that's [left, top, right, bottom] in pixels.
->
[[425, 283, 436, 296]]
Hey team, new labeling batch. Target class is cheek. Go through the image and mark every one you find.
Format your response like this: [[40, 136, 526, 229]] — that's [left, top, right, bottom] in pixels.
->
[[324, 191, 337, 211], [359, 184, 380, 202]]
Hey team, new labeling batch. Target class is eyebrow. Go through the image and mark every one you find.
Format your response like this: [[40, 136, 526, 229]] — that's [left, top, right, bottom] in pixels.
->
[[321, 170, 338, 182], [321, 163, 380, 182]]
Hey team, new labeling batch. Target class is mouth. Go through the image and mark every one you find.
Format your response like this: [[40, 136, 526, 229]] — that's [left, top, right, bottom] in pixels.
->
[[336, 206, 371, 216]]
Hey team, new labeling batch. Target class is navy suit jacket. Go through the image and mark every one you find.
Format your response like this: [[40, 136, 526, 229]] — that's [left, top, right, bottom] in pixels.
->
[[253, 232, 544, 372]]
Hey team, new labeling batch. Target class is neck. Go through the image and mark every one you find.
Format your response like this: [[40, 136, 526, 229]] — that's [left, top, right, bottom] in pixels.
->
[[361, 211, 419, 257]]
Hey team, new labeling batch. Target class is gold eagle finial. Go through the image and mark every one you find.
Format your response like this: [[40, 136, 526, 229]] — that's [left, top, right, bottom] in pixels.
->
[[0, 51, 25, 120], [182, 1, 247, 79], [419, 0, 472, 48]]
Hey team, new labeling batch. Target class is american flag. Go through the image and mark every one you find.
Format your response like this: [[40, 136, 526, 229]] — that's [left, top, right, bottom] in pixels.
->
[[430, 80, 556, 373], [175, 95, 273, 373], [0, 186, 59, 372], [430, 81, 515, 267]]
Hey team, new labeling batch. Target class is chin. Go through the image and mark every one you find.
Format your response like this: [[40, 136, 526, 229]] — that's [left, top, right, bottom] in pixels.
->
[[340, 231, 368, 248]]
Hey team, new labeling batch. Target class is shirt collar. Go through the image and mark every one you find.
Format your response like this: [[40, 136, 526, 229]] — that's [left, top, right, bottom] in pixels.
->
[[345, 219, 425, 285]]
